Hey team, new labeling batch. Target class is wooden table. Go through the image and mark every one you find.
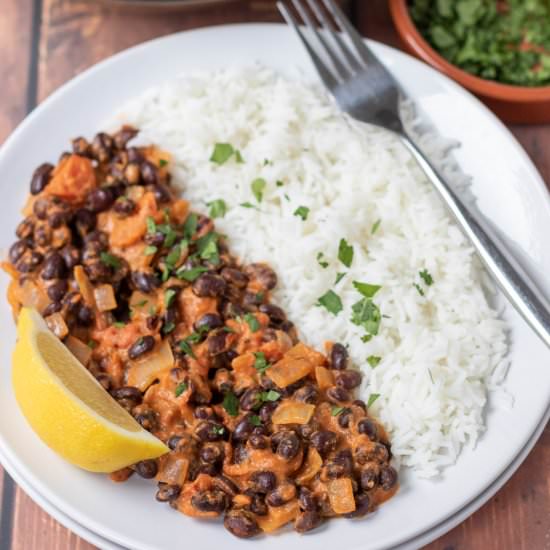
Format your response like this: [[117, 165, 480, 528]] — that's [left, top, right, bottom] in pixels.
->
[[0, 1, 548, 549]]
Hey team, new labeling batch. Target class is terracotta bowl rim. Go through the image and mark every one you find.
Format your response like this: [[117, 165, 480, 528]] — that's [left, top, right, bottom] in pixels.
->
[[388, 0, 550, 102]]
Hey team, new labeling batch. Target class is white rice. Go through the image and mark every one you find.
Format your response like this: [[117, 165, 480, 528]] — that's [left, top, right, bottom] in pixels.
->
[[107, 67, 510, 478]]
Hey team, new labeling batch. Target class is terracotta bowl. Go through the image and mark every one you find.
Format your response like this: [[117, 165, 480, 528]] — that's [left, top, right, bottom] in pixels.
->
[[388, 0, 550, 124]]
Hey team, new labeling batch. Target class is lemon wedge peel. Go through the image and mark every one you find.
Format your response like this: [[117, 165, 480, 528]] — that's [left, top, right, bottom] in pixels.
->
[[12, 308, 168, 473]]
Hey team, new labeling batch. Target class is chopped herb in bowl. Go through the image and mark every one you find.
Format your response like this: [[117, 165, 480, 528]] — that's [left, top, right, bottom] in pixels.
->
[[409, 0, 550, 87]]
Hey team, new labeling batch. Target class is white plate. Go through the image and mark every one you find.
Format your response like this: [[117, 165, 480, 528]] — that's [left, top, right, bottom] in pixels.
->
[[0, 24, 549, 550]]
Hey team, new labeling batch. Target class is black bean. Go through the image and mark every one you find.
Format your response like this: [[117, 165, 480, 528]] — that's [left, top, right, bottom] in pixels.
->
[[247, 493, 268, 516], [280, 379, 305, 398], [242, 291, 263, 311], [295, 511, 322, 533], [140, 161, 158, 185], [338, 408, 353, 429], [60, 246, 80, 269], [84, 260, 111, 283], [113, 126, 138, 149], [221, 267, 249, 288], [275, 431, 301, 460], [325, 449, 353, 479], [248, 433, 268, 449], [360, 465, 379, 491], [9, 240, 28, 263], [199, 444, 222, 464], [91, 132, 113, 162], [41, 253, 66, 280], [153, 184, 171, 204], [250, 471, 276, 494], [194, 313, 223, 333], [87, 188, 114, 213], [331, 343, 348, 370], [135, 459, 158, 479], [224, 509, 260, 539], [191, 490, 227, 514], [32, 197, 49, 219], [156, 483, 181, 503], [244, 263, 277, 290], [234, 416, 258, 443], [47, 211, 66, 229], [47, 279, 67, 302], [143, 231, 165, 247], [192, 273, 226, 298], [221, 301, 244, 319], [83, 229, 108, 248], [345, 493, 371, 519], [131, 271, 160, 293], [336, 369, 362, 390], [213, 475, 239, 497], [266, 481, 296, 507], [16, 250, 43, 273], [355, 443, 389, 465], [258, 303, 286, 325], [134, 409, 158, 431], [258, 401, 278, 423], [239, 387, 262, 411], [357, 418, 378, 441], [232, 444, 248, 464], [206, 330, 228, 356], [74, 208, 97, 234], [353, 399, 367, 412], [128, 335, 155, 360], [76, 304, 94, 326], [194, 406, 217, 421], [294, 384, 319, 404], [298, 422, 317, 440], [379, 465, 398, 491], [72, 137, 90, 156], [199, 463, 221, 477], [30, 163, 54, 195], [310, 430, 338, 456], [126, 146, 143, 164], [298, 487, 318, 512], [42, 301, 62, 317], [326, 386, 350, 404], [16, 218, 34, 239], [34, 224, 51, 246], [111, 386, 143, 404], [195, 421, 225, 442], [113, 197, 136, 216], [167, 435, 183, 450]]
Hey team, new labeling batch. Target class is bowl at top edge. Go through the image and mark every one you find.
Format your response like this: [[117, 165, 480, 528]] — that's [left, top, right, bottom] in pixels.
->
[[388, 0, 550, 124]]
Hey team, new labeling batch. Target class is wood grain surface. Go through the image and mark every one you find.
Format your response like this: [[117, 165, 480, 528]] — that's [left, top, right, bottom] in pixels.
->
[[0, 1, 548, 549]]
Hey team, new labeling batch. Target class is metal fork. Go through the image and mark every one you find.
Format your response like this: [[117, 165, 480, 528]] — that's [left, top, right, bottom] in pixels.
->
[[278, 0, 550, 349]]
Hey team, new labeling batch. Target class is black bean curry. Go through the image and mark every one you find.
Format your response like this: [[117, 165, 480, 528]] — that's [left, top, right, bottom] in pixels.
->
[[3, 128, 398, 538]]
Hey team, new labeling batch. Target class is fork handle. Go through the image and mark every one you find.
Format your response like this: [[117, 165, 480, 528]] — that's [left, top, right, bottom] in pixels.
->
[[400, 134, 550, 349]]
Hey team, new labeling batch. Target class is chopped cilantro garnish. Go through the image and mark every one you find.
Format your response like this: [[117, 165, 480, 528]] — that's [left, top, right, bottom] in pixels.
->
[[317, 290, 343, 316], [179, 339, 196, 359], [367, 355, 381, 368], [367, 393, 380, 408], [428, 369, 435, 384], [159, 159, 168, 167], [100, 252, 121, 270], [165, 244, 181, 268], [413, 283, 425, 296], [160, 265, 170, 282], [163, 321, 175, 334], [235, 150, 245, 164], [249, 415, 262, 427], [338, 238, 354, 268], [244, 313, 260, 332], [371, 219, 381, 234], [207, 199, 227, 219], [158, 224, 177, 248], [331, 406, 345, 416], [183, 213, 198, 239], [222, 391, 239, 417], [212, 425, 225, 436], [112, 321, 126, 329], [284, 194, 290, 201], [240, 202, 257, 209], [87, 340, 97, 349], [253, 351, 269, 374], [353, 281, 382, 298], [146, 216, 156, 235], [351, 298, 381, 336], [335, 272, 346, 285], [195, 232, 220, 263], [210, 143, 235, 165], [177, 266, 208, 282], [316, 252, 329, 268], [419, 269, 434, 286], [260, 390, 281, 402], [276, 180, 284, 187], [175, 382, 188, 397], [144, 245, 157, 256], [293, 206, 310, 221], [164, 288, 177, 308], [251, 178, 266, 203]]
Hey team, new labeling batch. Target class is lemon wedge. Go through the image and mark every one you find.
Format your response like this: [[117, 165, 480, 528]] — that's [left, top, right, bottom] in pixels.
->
[[12, 307, 168, 472]]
